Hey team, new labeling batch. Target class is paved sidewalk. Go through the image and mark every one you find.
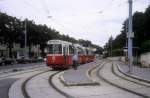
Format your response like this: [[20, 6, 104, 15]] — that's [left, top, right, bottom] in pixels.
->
[[62, 60, 101, 86], [118, 62, 150, 81]]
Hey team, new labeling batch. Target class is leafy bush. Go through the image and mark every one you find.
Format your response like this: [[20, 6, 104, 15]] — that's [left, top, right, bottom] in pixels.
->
[[112, 49, 124, 56], [141, 40, 150, 53]]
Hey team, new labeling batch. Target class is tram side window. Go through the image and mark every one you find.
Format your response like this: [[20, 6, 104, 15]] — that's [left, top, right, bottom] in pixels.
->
[[48, 44, 62, 54], [69, 45, 74, 54], [78, 48, 83, 54], [86, 49, 88, 55]]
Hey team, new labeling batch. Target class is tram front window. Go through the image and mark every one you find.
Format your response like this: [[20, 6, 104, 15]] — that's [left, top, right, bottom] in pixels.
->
[[48, 44, 62, 54]]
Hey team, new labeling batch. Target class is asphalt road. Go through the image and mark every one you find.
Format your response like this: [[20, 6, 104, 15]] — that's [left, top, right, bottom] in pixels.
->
[[0, 78, 17, 98]]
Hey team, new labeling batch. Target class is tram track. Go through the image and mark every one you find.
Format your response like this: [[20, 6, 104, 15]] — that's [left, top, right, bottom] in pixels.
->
[[0, 63, 45, 75], [0, 65, 49, 98], [8, 60, 150, 98], [0, 66, 47, 80], [22, 69, 50, 98], [21, 69, 75, 98], [8, 67, 50, 98], [112, 63, 150, 87], [49, 71, 75, 98], [10, 62, 103, 98], [96, 62, 150, 98]]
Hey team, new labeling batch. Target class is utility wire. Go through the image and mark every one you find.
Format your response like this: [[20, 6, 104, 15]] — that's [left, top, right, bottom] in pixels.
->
[[21, 0, 51, 19], [98, 0, 115, 13], [21, 0, 41, 14], [117, 0, 128, 7], [40, 0, 51, 18], [98, 0, 129, 14]]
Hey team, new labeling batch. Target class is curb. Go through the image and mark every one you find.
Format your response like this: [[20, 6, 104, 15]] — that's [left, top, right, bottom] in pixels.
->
[[86, 62, 106, 84], [59, 73, 99, 86], [117, 64, 150, 84], [49, 71, 75, 98]]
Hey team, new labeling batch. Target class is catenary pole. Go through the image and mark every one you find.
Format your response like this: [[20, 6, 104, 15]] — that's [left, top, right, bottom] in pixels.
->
[[128, 0, 133, 73]]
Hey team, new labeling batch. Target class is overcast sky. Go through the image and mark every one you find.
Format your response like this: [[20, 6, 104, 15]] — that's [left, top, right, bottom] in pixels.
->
[[0, 0, 149, 47]]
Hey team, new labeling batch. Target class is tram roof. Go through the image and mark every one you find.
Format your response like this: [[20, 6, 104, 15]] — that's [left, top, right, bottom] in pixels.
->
[[74, 44, 86, 50], [85, 47, 96, 52], [47, 40, 72, 45], [74, 44, 82, 48]]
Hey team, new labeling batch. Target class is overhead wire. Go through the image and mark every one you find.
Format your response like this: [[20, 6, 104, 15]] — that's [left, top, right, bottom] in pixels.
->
[[117, 0, 128, 7], [98, 0, 130, 14], [39, 0, 81, 36], [21, 0, 41, 14], [98, 0, 115, 13], [40, 0, 52, 18], [21, 0, 53, 19]]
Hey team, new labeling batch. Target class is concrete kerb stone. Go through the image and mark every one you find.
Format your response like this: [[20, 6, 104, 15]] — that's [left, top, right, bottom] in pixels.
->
[[85, 64, 101, 85], [87, 62, 105, 77], [50, 71, 75, 98], [86, 62, 106, 85], [87, 64, 100, 77], [117, 64, 150, 84], [59, 71, 70, 86], [59, 74, 99, 86]]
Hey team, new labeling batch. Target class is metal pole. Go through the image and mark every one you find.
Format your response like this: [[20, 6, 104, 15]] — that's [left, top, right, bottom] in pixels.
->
[[111, 36, 112, 57], [25, 19, 27, 58], [128, 0, 133, 73], [126, 20, 128, 59]]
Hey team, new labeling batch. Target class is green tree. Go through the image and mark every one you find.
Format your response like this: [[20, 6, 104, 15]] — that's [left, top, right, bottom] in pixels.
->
[[0, 12, 23, 57], [141, 40, 150, 53]]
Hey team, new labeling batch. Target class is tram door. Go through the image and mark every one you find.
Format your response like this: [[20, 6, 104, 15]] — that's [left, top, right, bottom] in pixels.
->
[[63, 46, 68, 65]]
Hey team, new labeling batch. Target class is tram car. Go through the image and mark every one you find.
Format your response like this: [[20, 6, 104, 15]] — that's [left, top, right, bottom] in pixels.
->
[[46, 40, 74, 70], [81, 47, 87, 64], [46, 40, 95, 70], [85, 47, 95, 62], [74, 44, 86, 64]]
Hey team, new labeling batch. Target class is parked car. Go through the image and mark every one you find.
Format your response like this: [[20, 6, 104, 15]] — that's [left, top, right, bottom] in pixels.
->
[[0, 57, 14, 65], [37, 57, 44, 62], [31, 57, 44, 63], [17, 57, 32, 64], [4, 58, 15, 65]]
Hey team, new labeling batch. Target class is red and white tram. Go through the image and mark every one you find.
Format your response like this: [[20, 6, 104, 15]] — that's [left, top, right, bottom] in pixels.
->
[[85, 47, 95, 62], [46, 40, 95, 70], [46, 40, 74, 70], [74, 44, 83, 64], [74, 44, 87, 64]]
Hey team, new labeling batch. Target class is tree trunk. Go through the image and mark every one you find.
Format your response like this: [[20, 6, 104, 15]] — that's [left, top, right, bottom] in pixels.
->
[[29, 43, 31, 58], [40, 44, 45, 57], [8, 42, 13, 58]]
